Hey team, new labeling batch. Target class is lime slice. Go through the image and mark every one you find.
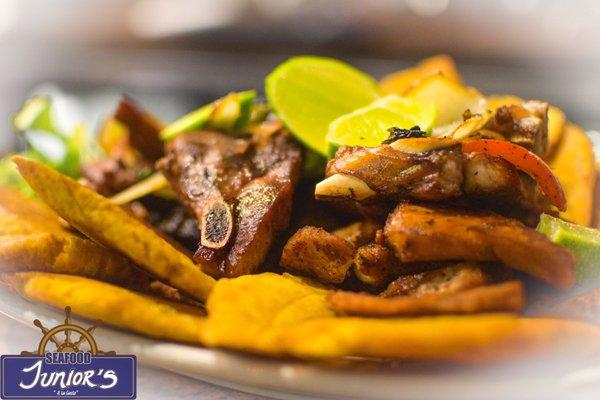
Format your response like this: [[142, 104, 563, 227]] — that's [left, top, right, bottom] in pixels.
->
[[266, 56, 380, 156], [537, 214, 600, 285], [326, 95, 437, 150]]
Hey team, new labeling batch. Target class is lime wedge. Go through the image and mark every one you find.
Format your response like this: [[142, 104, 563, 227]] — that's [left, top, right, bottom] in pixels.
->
[[326, 95, 437, 150], [537, 214, 600, 285], [266, 56, 380, 156]]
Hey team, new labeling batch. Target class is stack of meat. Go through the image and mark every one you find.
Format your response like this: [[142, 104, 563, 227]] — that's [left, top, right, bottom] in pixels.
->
[[280, 101, 576, 317]]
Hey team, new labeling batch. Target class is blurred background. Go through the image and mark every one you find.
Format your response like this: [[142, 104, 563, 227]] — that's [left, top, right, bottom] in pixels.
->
[[1, 0, 600, 151]]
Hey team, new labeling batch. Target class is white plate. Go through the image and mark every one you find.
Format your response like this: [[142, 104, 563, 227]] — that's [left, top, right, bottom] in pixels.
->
[[2, 132, 599, 399], [1, 289, 599, 400]]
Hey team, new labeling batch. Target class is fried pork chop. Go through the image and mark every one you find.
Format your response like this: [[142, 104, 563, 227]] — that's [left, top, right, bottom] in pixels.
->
[[381, 263, 490, 298], [320, 138, 549, 223], [384, 203, 575, 290], [324, 141, 464, 202], [280, 226, 355, 284], [158, 127, 302, 278]]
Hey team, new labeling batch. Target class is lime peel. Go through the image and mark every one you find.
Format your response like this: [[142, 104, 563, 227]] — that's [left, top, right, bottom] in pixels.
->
[[266, 56, 380, 156], [537, 214, 600, 285]]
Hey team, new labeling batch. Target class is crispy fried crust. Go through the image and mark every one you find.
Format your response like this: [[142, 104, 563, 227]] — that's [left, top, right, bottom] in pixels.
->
[[0, 233, 149, 290], [281, 226, 355, 284], [381, 263, 489, 298], [333, 220, 381, 248], [384, 203, 575, 290], [327, 281, 524, 317], [13, 157, 215, 301], [1, 272, 205, 343], [353, 244, 402, 288]]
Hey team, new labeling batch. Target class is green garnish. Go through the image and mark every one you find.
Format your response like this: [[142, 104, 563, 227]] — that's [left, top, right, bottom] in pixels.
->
[[537, 214, 600, 285], [160, 90, 256, 140], [1, 96, 100, 194]]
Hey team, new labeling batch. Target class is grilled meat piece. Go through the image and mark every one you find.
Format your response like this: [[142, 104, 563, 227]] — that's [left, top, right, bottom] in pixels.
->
[[353, 243, 405, 288], [381, 263, 490, 298], [328, 280, 525, 317], [158, 128, 302, 277], [333, 220, 381, 248], [463, 152, 545, 224], [139, 197, 200, 252], [281, 226, 355, 284], [324, 142, 464, 202], [384, 203, 575, 290], [115, 97, 165, 162], [81, 153, 150, 196], [321, 137, 552, 223], [487, 100, 548, 156], [81, 97, 163, 196]]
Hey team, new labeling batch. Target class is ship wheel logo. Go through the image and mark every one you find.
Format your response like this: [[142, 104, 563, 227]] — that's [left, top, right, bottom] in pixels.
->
[[21, 306, 115, 356]]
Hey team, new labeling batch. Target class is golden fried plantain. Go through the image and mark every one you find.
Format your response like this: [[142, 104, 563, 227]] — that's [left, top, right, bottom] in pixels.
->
[[327, 281, 524, 317], [1, 272, 205, 343], [550, 124, 596, 226], [380, 54, 462, 95], [594, 164, 600, 229], [0, 233, 149, 289], [0, 186, 64, 234], [201, 273, 600, 362], [13, 156, 215, 301], [4, 271, 600, 362]]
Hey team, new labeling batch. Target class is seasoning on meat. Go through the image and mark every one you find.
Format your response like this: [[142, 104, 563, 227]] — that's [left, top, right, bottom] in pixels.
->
[[158, 126, 302, 277], [381, 263, 490, 298], [384, 203, 575, 290], [280, 226, 355, 284]]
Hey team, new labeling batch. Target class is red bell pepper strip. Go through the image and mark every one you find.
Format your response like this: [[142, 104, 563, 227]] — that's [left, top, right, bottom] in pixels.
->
[[462, 139, 566, 211]]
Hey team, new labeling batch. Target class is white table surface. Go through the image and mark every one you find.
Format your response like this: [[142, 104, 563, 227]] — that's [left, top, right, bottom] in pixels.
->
[[0, 313, 267, 400]]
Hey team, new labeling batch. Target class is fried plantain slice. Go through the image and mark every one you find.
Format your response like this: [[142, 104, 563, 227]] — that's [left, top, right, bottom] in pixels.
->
[[380, 54, 462, 95], [3, 271, 600, 362], [202, 273, 600, 362], [0, 233, 149, 290], [327, 281, 524, 317], [12, 156, 215, 301], [550, 124, 596, 227], [381, 263, 490, 298], [0, 186, 64, 234], [1, 272, 205, 343]]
